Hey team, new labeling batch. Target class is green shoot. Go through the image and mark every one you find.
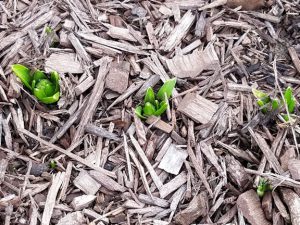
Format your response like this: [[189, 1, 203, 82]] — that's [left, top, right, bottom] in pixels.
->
[[45, 26, 53, 34], [252, 87, 297, 121], [257, 178, 271, 197], [156, 78, 176, 101], [135, 79, 176, 119], [11, 64, 60, 104], [49, 160, 57, 169]]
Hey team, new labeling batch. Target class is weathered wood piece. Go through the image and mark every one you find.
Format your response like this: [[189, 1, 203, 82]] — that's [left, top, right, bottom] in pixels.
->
[[237, 190, 271, 225], [166, 45, 219, 78], [159, 172, 187, 198], [71, 195, 96, 211], [106, 61, 130, 94], [0, 159, 8, 184], [146, 116, 173, 133], [89, 170, 126, 192], [288, 47, 300, 74], [41, 172, 65, 225], [85, 123, 120, 141], [288, 159, 300, 181], [45, 53, 83, 74], [174, 192, 208, 225], [161, 10, 195, 51], [57, 212, 85, 225], [178, 93, 218, 124], [280, 188, 300, 225], [158, 144, 188, 175], [72, 56, 112, 142], [73, 170, 101, 195]]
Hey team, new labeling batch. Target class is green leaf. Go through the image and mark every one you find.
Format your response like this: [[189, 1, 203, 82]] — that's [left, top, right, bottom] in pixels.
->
[[144, 87, 156, 105], [11, 64, 33, 91], [252, 88, 268, 99], [154, 100, 160, 109], [32, 70, 47, 89], [135, 105, 147, 119], [154, 101, 168, 116], [143, 102, 156, 116], [257, 178, 271, 197], [284, 87, 296, 113], [35, 79, 56, 96], [50, 71, 60, 93], [37, 91, 60, 104], [272, 99, 280, 111], [156, 78, 176, 101]]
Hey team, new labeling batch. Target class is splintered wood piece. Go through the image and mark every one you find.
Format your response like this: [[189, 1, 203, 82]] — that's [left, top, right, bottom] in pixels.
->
[[159, 171, 187, 198], [41, 172, 65, 225], [288, 159, 300, 181], [227, 0, 269, 10], [74, 170, 101, 195], [85, 123, 120, 141], [200, 142, 223, 176], [45, 53, 83, 74], [89, 170, 126, 192], [72, 56, 112, 142], [133, 110, 147, 146], [162, 10, 195, 51], [138, 194, 169, 208], [178, 93, 218, 124], [225, 155, 251, 188], [74, 76, 95, 96], [107, 26, 137, 42], [262, 192, 272, 221], [166, 45, 219, 78], [288, 47, 300, 74], [237, 190, 271, 225], [280, 188, 300, 225], [130, 135, 163, 189], [146, 116, 173, 133], [58, 162, 73, 202], [77, 32, 148, 55], [198, 0, 227, 10], [217, 205, 237, 224], [71, 195, 96, 211], [0, 159, 8, 184], [249, 128, 284, 174], [165, 0, 205, 9], [158, 144, 188, 175], [68, 33, 91, 63], [272, 191, 290, 222], [174, 192, 208, 225], [57, 212, 85, 225], [106, 61, 130, 94]]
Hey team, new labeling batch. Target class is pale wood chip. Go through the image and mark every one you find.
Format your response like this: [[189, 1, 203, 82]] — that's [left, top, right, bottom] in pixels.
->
[[159, 171, 187, 198]]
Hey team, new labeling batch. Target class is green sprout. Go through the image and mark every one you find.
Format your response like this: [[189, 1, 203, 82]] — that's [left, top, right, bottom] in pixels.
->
[[252, 87, 296, 121], [11, 64, 60, 104], [49, 160, 57, 169], [45, 26, 53, 35], [135, 78, 176, 119], [257, 178, 272, 197]]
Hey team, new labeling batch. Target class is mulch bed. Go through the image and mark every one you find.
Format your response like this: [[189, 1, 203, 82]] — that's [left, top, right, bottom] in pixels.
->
[[1, 0, 300, 224]]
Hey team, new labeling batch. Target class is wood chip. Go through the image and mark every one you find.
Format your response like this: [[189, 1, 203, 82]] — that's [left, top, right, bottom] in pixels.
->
[[178, 93, 218, 124], [73, 170, 101, 195], [158, 144, 188, 175], [106, 61, 130, 94], [45, 52, 84, 74], [237, 189, 271, 225]]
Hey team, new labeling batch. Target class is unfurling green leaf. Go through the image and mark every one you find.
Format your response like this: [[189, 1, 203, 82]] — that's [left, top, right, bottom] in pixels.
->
[[11, 64, 33, 91], [143, 102, 156, 116], [271, 99, 280, 111], [11, 64, 60, 104], [144, 87, 156, 105], [156, 78, 176, 101], [284, 87, 296, 113], [135, 105, 146, 119], [154, 101, 168, 116], [252, 88, 268, 99], [257, 178, 271, 197]]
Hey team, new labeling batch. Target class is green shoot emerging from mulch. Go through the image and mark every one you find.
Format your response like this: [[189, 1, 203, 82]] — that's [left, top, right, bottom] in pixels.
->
[[11, 64, 60, 104], [135, 78, 176, 119], [252, 86, 296, 122], [257, 178, 272, 197]]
